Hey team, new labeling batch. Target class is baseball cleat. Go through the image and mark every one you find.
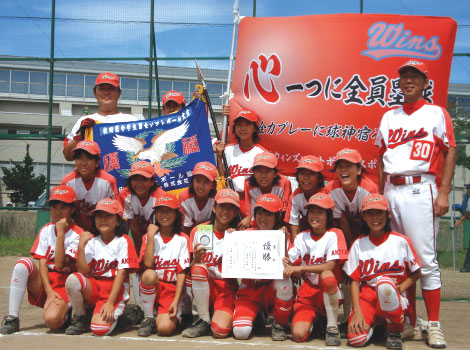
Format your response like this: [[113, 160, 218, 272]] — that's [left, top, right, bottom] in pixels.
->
[[386, 331, 403, 349], [182, 318, 211, 338], [65, 314, 87, 335], [325, 326, 341, 346], [271, 321, 288, 341], [138, 317, 156, 337], [0, 315, 19, 335]]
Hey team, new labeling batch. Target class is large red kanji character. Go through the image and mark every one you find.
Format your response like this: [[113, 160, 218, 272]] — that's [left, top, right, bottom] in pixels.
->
[[244, 53, 282, 104], [103, 152, 120, 172]]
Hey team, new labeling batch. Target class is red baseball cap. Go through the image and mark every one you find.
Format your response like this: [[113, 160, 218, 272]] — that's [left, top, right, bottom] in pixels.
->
[[252, 151, 278, 169], [91, 198, 123, 218], [255, 193, 283, 213], [94, 72, 120, 88], [398, 59, 429, 78], [193, 161, 217, 182], [361, 194, 389, 212], [335, 148, 362, 164], [296, 155, 324, 172], [48, 185, 77, 204], [215, 188, 240, 208], [73, 140, 101, 157], [304, 193, 335, 210], [234, 109, 258, 123], [162, 90, 186, 106], [130, 161, 155, 179], [153, 194, 180, 209]]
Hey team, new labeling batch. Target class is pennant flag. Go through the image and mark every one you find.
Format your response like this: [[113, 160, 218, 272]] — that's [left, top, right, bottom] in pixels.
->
[[92, 98, 215, 194]]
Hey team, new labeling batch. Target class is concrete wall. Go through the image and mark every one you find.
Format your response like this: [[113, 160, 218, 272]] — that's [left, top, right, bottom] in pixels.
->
[[0, 210, 41, 238]]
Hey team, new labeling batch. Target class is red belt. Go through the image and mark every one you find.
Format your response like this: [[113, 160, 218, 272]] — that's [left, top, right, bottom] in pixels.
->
[[388, 174, 422, 186]]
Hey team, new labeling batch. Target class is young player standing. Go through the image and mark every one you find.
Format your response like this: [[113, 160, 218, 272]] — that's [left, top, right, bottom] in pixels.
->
[[284, 193, 348, 346], [285, 155, 325, 240], [62, 140, 118, 231], [0, 186, 82, 334], [343, 194, 421, 350], [375, 60, 456, 349]]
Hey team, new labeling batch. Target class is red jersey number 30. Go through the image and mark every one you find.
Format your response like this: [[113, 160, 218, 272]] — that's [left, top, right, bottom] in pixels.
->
[[410, 140, 434, 161]]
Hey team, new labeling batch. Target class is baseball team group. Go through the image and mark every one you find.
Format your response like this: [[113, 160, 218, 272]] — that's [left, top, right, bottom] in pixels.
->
[[0, 59, 456, 350]]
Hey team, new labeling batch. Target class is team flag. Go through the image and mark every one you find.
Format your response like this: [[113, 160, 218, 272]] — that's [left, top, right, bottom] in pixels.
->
[[92, 98, 215, 194]]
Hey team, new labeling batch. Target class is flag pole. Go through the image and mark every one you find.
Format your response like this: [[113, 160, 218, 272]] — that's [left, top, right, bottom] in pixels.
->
[[221, 0, 241, 143], [195, 60, 235, 191]]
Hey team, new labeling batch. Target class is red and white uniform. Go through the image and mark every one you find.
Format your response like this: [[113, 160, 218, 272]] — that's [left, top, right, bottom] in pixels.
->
[[375, 100, 456, 290], [28, 223, 82, 305], [324, 177, 378, 220], [288, 228, 348, 324], [84, 234, 138, 316], [289, 228, 348, 286], [189, 223, 225, 280], [244, 174, 292, 216], [284, 187, 309, 226], [343, 231, 421, 335], [120, 187, 166, 223], [63, 112, 143, 149], [224, 143, 267, 194], [139, 232, 190, 283], [62, 170, 118, 231], [189, 222, 237, 314], [179, 188, 215, 229], [139, 232, 190, 314]]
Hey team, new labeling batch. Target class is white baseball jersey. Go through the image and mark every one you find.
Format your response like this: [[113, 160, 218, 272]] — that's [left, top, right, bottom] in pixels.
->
[[189, 222, 225, 280], [343, 231, 421, 288], [324, 176, 378, 219], [62, 169, 118, 230], [84, 234, 138, 278], [119, 187, 166, 222], [30, 222, 82, 272], [64, 112, 144, 147], [375, 101, 456, 176], [288, 228, 348, 286], [245, 174, 292, 215], [179, 188, 215, 228], [284, 188, 309, 225], [224, 143, 267, 193], [139, 232, 190, 283]]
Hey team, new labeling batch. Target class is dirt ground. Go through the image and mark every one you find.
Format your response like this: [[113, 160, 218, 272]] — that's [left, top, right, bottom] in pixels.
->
[[0, 256, 469, 350]]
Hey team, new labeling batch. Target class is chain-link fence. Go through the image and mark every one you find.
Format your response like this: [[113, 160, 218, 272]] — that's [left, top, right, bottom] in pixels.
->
[[0, 0, 469, 299]]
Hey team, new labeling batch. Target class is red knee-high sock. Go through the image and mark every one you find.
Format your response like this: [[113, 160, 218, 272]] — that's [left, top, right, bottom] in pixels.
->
[[422, 288, 440, 322], [407, 283, 417, 325]]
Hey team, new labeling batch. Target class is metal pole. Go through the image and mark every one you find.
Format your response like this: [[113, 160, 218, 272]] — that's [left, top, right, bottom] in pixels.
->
[[153, 18, 161, 117], [451, 183, 456, 269], [360, 0, 364, 13], [46, 0, 56, 201], [253, 0, 256, 17], [222, 0, 240, 143], [148, 0, 155, 119]]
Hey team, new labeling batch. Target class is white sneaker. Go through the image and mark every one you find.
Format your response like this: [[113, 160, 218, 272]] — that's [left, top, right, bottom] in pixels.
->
[[427, 321, 447, 349]]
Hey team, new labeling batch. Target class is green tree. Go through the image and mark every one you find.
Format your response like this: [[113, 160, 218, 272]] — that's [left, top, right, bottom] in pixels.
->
[[1, 144, 46, 206], [448, 98, 470, 170]]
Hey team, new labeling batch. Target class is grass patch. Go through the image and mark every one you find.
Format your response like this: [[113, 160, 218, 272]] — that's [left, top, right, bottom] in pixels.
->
[[0, 236, 36, 257], [437, 249, 467, 268]]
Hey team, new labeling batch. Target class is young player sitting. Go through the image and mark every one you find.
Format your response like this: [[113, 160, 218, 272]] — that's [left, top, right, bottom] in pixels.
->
[[285, 155, 325, 240], [283, 193, 348, 346], [241, 151, 292, 229], [62, 140, 118, 231], [137, 194, 190, 337], [0, 186, 82, 334], [343, 194, 421, 350], [65, 198, 138, 336], [182, 189, 241, 338], [233, 193, 294, 341]]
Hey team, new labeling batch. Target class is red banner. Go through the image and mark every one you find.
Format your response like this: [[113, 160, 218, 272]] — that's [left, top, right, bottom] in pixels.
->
[[230, 14, 457, 180]]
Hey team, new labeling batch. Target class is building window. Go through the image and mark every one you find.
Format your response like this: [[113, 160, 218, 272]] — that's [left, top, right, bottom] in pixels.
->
[[30, 71, 47, 95], [53, 73, 66, 97], [85, 75, 96, 98], [67, 74, 84, 98], [11, 70, 28, 94], [0, 69, 9, 93], [120, 77, 137, 100]]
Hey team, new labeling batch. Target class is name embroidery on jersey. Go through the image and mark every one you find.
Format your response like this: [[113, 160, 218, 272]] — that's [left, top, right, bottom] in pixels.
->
[[229, 164, 252, 178], [154, 256, 178, 269], [387, 127, 428, 149], [303, 254, 327, 265], [201, 251, 222, 266], [94, 259, 118, 274], [359, 258, 405, 277]]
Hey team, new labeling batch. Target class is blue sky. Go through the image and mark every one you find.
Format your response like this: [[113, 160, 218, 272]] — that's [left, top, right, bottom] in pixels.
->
[[0, 0, 469, 84]]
